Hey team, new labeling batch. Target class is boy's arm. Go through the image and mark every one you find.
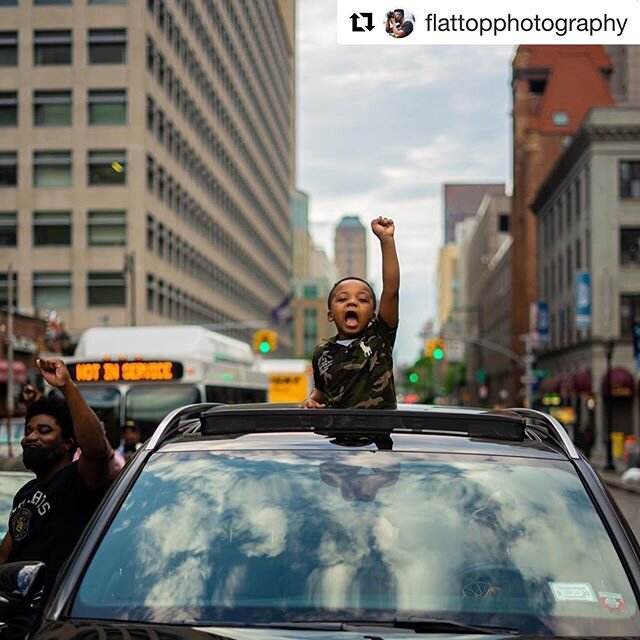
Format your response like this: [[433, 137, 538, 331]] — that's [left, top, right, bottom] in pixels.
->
[[372, 217, 399, 328], [301, 353, 328, 408]]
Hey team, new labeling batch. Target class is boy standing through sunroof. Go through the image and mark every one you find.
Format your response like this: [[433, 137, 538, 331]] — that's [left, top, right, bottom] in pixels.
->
[[302, 216, 399, 409]]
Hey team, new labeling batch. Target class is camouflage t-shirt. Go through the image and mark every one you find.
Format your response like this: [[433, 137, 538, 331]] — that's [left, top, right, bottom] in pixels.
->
[[312, 316, 397, 409]]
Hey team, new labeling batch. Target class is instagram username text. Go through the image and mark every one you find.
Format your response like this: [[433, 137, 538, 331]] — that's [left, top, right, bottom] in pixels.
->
[[424, 13, 628, 37]]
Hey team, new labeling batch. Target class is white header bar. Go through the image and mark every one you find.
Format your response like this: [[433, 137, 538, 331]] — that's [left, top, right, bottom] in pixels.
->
[[337, 0, 640, 44]]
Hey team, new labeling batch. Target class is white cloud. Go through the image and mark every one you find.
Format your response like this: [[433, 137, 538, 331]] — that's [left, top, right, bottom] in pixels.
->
[[297, 0, 514, 364]]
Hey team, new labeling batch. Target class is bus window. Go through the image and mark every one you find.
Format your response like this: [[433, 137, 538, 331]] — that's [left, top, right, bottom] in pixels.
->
[[78, 386, 121, 448], [125, 385, 201, 440]]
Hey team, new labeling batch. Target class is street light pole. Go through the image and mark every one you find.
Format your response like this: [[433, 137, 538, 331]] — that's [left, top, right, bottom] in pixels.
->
[[604, 339, 615, 471], [124, 251, 136, 326], [5, 264, 14, 457]]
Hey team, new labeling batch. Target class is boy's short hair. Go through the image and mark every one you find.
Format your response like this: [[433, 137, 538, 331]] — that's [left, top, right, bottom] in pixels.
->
[[327, 277, 377, 310], [25, 396, 75, 442]]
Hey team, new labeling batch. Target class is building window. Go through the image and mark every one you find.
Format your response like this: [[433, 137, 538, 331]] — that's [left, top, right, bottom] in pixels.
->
[[0, 92, 17, 126], [88, 89, 126, 125], [89, 0, 126, 4], [33, 90, 72, 126], [498, 213, 509, 233], [303, 284, 317, 298], [34, 30, 72, 65], [552, 111, 569, 127], [35, 0, 72, 4], [620, 161, 640, 199], [146, 214, 155, 250], [33, 211, 71, 246], [88, 149, 126, 185], [0, 0, 18, 6], [88, 28, 126, 64], [146, 274, 155, 311], [33, 271, 72, 309], [87, 271, 125, 306], [146, 96, 154, 131], [0, 152, 17, 186], [0, 212, 17, 246], [620, 228, 640, 266], [33, 150, 72, 187], [146, 155, 154, 191], [88, 210, 126, 246], [0, 31, 18, 66], [620, 294, 640, 337], [0, 272, 18, 309]]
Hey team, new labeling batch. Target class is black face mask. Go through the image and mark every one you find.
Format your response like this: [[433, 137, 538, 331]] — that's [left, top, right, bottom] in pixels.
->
[[22, 443, 66, 475]]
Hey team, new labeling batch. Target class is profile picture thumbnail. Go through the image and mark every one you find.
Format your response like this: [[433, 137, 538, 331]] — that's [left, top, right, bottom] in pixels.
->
[[385, 8, 415, 38]]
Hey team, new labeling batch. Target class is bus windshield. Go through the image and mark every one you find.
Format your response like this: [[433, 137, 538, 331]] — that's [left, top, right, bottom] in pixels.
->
[[78, 386, 121, 447], [125, 385, 201, 437]]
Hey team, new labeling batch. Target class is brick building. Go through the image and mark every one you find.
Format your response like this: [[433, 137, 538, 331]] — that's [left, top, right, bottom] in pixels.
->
[[510, 45, 614, 399]]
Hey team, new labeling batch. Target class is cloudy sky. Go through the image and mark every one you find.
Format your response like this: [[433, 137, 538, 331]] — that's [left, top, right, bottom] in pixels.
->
[[296, 2, 515, 366]]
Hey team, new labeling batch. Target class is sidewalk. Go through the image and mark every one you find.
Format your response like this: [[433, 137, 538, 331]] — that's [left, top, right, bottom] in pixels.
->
[[590, 451, 640, 495]]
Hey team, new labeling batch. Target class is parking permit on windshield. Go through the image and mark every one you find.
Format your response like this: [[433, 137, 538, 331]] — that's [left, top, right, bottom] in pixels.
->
[[549, 582, 598, 602]]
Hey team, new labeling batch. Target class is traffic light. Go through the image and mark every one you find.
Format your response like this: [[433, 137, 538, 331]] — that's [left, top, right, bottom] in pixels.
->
[[408, 372, 420, 384], [425, 338, 445, 360], [253, 330, 278, 353]]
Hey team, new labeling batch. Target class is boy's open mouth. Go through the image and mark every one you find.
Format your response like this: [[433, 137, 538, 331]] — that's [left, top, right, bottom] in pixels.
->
[[345, 310, 359, 328]]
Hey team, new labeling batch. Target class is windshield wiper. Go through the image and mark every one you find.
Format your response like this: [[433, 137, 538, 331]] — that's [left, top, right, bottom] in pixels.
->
[[217, 617, 519, 635]]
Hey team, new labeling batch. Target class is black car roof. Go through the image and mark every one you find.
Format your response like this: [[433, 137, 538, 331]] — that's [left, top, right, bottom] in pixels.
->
[[145, 402, 579, 462]]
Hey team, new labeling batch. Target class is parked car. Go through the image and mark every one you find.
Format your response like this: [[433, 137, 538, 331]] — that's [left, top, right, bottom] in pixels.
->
[[2, 403, 640, 638]]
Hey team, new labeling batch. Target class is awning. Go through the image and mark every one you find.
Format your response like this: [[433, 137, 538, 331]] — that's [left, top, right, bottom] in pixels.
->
[[539, 374, 561, 394], [601, 366, 635, 398], [0, 360, 27, 384], [573, 367, 592, 394]]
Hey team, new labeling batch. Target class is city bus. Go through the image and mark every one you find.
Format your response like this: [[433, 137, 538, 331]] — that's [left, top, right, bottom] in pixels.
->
[[57, 325, 268, 443]]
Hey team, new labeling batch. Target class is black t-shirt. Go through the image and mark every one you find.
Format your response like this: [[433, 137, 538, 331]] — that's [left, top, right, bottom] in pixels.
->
[[8, 462, 105, 594], [400, 20, 413, 35]]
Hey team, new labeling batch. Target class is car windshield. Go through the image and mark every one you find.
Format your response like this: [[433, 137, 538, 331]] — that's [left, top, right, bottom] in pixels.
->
[[73, 449, 640, 636]]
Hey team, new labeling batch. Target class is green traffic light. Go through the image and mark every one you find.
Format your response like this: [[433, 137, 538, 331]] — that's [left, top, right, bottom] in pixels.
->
[[259, 341, 271, 353], [433, 348, 444, 361], [409, 372, 419, 383]]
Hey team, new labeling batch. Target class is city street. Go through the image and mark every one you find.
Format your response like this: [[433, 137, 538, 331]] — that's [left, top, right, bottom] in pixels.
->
[[609, 485, 640, 540]]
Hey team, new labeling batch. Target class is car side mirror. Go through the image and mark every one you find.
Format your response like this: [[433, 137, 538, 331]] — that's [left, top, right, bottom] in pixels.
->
[[0, 561, 46, 618]]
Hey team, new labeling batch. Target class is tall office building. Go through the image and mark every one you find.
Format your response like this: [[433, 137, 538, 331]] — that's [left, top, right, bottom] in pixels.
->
[[443, 183, 505, 245], [0, 0, 295, 343], [334, 215, 367, 280]]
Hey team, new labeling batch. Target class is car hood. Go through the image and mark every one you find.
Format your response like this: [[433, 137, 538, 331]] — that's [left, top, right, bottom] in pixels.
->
[[31, 620, 521, 640]]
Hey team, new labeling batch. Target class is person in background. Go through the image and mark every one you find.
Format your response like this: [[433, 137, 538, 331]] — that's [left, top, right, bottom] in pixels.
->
[[117, 420, 143, 462], [74, 422, 125, 480], [0, 358, 112, 598]]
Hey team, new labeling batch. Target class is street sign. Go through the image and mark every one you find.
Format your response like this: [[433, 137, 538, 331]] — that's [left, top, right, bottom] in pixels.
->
[[532, 368, 550, 378], [446, 339, 465, 363], [575, 271, 591, 330], [520, 375, 537, 385], [536, 300, 549, 343], [633, 321, 640, 372]]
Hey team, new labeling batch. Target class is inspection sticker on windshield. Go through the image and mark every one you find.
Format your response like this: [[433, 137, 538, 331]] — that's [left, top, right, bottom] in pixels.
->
[[598, 592, 625, 613], [549, 582, 597, 602]]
